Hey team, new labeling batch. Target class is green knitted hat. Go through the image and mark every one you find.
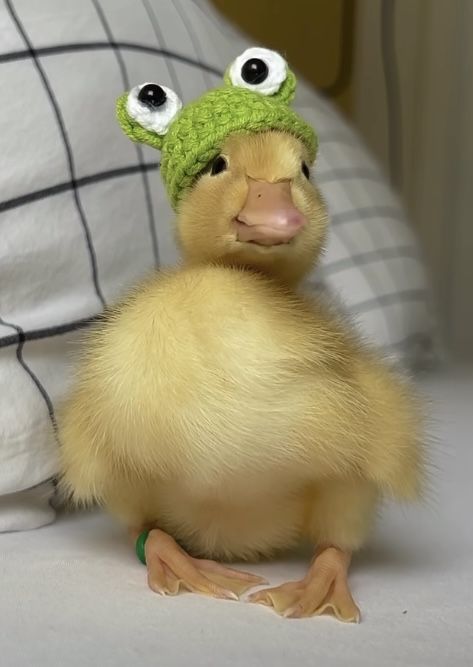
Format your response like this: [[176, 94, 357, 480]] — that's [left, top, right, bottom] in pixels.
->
[[116, 47, 317, 211]]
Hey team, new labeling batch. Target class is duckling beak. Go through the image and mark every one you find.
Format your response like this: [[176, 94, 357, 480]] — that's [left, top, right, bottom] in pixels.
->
[[235, 178, 307, 246]]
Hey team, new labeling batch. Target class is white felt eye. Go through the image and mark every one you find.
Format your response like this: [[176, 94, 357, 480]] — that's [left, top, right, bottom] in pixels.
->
[[126, 83, 182, 135], [229, 47, 287, 96]]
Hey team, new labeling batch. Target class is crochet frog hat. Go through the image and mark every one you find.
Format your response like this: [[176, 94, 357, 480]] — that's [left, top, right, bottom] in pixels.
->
[[116, 47, 317, 211]]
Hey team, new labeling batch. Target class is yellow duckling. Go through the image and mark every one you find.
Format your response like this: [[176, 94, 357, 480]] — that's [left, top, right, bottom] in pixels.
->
[[58, 48, 423, 622]]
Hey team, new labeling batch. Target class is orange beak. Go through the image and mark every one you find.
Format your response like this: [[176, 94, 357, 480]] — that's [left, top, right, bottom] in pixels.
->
[[235, 178, 307, 246]]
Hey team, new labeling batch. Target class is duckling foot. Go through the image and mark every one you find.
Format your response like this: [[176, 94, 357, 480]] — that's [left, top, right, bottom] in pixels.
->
[[139, 528, 267, 600], [248, 547, 360, 622]]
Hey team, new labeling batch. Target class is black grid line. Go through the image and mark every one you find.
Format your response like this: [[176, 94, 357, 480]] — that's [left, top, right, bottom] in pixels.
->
[[0, 164, 382, 218], [5, 0, 106, 310], [387, 331, 434, 352], [0, 41, 222, 75], [351, 176, 411, 294], [321, 143, 395, 342], [172, 0, 215, 89], [0, 315, 101, 350], [91, 0, 159, 265], [321, 244, 420, 276], [0, 162, 159, 214], [0, 316, 57, 429], [315, 99, 433, 356], [347, 288, 427, 314], [331, 139, 417, 334], [316, 167, 384, 185], [331, 205, 404, 226], [142, 0, 184, 99], [330, 226, 392, 342]]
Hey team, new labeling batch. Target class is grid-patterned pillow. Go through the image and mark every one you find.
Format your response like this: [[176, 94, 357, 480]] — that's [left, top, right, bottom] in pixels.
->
[[302, 96, 436, 368], [0, 0, 436, 531]]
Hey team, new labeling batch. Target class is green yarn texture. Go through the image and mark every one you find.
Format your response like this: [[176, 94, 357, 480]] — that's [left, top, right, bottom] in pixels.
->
[[116, 73, 317, 211], [116, 93, 164, 151]]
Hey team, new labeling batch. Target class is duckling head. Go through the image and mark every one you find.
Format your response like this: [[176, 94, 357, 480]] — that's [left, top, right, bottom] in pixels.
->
[[117, 47, 327, 284]]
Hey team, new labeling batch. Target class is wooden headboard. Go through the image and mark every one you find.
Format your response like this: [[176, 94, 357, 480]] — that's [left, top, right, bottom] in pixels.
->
[[210, 0, 356, 115]]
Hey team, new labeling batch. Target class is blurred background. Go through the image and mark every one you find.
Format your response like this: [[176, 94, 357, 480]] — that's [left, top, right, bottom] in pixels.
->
[[213, 0, 473, 361]]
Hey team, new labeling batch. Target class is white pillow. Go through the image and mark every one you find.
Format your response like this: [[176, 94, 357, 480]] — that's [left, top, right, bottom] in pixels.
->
[[0, 0, 436, 531]]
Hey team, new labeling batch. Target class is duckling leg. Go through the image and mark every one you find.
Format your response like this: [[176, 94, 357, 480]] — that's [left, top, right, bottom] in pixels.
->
[[249, 547, 360, 622], [249, 478, 377, 621], [131, 528, 267, 599]]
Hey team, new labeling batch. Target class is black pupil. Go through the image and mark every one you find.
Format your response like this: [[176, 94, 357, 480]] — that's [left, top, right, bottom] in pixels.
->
[[210, 156, 227, 175], [138, 84, 167, 109], [302, 161, 310, 179], [241, 58, 269, 85]]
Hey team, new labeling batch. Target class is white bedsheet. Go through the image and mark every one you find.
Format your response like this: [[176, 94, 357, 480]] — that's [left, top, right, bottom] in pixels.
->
[[1, 367, 472, 667]]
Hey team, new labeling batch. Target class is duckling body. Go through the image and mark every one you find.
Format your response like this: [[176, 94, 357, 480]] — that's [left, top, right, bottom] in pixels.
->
[[60, 264, 420, 561]]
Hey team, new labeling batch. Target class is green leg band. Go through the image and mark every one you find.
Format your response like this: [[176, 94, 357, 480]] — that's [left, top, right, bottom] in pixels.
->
[[135, 530, 150, 565]]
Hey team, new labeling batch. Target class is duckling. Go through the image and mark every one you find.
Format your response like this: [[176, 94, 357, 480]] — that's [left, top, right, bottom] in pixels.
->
[[58, 48, 424, 622]]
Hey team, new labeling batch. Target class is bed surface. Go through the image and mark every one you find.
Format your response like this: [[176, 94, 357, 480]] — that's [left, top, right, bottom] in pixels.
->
[[2, 367, 472, 667]]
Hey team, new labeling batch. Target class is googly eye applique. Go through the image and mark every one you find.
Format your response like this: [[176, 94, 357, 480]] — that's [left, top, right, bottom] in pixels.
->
[[126, 83, 182, 135], [229, 47, 288, 96]]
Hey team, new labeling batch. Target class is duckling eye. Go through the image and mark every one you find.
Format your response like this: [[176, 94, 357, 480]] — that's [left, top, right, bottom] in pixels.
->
[[229, 47, 287, 96], [301, 161, 310, 179], [210, 155, 228, 176], [126, 82, 182, 135]]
